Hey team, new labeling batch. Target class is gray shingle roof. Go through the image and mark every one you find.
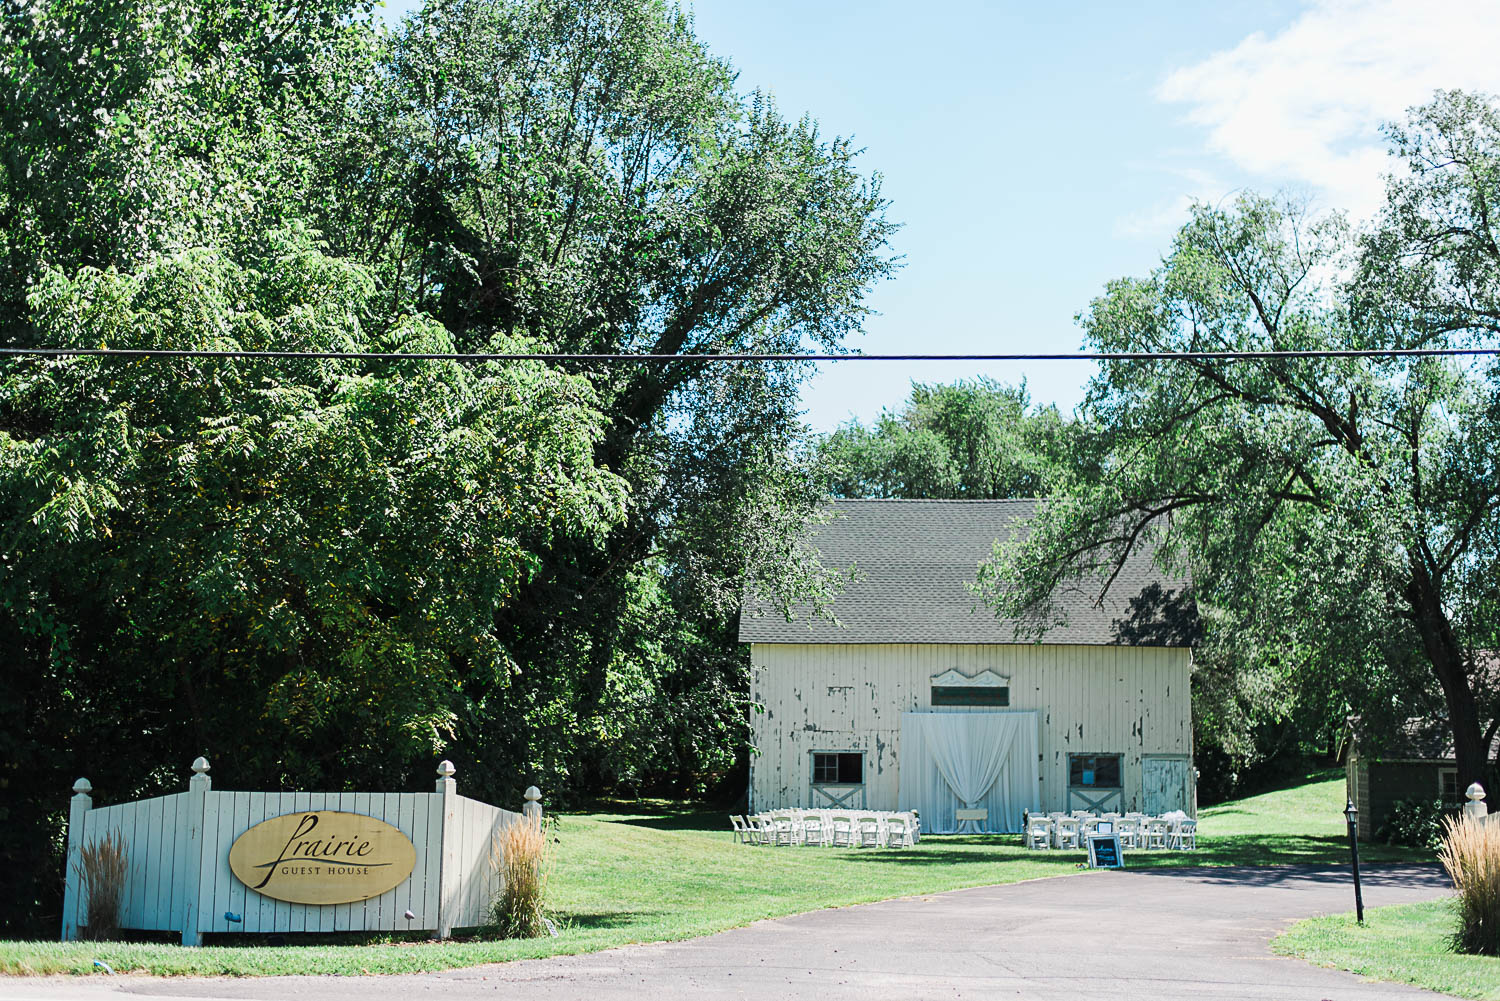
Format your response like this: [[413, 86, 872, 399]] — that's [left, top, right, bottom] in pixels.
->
[[738, 498, 1195, 647]]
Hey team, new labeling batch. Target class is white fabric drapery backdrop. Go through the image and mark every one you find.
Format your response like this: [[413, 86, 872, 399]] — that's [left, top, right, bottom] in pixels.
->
[[900, 712, 1039, 833]]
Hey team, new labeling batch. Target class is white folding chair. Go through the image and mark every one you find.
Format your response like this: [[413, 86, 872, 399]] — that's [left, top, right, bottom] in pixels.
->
[[1144, 818, 1170, 850], [1025, 815, 1054, 850], [856, 814, 882, 847], [730, 815, 749, 844], [1054, 816, 1081, 850], [1167, 819, 1198, 851], [884, 816, 913, 848], [828, 813, 855, 847]]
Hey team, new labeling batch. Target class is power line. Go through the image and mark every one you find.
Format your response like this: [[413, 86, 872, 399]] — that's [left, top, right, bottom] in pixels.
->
[[1, 347, 1498, 363]]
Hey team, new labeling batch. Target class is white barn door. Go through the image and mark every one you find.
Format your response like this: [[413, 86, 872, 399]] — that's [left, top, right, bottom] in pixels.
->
[[899, 711, 1040, 833], [1142, 755, 1192, 815]]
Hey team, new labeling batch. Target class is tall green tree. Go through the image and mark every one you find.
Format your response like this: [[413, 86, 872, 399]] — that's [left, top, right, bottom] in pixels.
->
[[314, 0, 895, 790], [819, 378, 1068, 499], [0, 230, 625, 934], [0, 0, 895, 935], [982, 101, 1500, 791]]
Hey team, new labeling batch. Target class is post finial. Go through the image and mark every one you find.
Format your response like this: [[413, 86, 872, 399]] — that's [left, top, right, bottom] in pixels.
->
[[1467, 782, 1487, 803], [523, 785, 543, 820], [72, 778, 92, 796], [436, 760, 456, 778], [191, 756, 210, 775]]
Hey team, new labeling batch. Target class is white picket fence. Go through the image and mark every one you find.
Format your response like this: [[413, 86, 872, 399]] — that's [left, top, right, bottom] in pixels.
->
[[62, 758, 538, 944]]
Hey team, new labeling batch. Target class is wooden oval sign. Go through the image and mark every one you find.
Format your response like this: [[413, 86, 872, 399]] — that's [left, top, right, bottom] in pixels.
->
[[229, 811, 417, 905]]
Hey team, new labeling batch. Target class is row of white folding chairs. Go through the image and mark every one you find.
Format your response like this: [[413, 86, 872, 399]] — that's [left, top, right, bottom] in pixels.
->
[[731, 810, 918, 848], [1025, 811, 1197, 851]]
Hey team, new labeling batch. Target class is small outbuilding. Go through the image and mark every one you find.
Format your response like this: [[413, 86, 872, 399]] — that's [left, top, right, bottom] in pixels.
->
[[739, 499, 1197, 833], [1345, 714, 1498, 840]]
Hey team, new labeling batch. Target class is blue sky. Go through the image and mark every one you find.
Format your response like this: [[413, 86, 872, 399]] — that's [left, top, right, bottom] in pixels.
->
[[381, 0, 1500, 430]]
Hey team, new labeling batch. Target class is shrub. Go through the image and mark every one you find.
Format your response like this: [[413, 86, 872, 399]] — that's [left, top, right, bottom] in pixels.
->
[[75, 831, 129, 941], [1437, 815, 1500, 955], [1378, 798, 1449, 849], [488, 816, 551, 939]]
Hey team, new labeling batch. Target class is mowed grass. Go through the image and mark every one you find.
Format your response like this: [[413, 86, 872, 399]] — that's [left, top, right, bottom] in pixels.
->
[[0, 818, 1082, 977], [1130, 768, 1428, 868], [0, 768, 1428, 976], [1274, 899, 1500, 1000]]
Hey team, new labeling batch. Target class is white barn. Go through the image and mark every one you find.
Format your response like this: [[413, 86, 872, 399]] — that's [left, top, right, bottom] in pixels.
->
[[739, 499, 1196, 833]]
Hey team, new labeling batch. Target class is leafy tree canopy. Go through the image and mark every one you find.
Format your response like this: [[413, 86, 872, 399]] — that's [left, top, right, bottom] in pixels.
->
[[0, 230, 626, 926], [0, 0, 895, 935], [982, 92, 1500, 795], [818, 378, 1069, 499]]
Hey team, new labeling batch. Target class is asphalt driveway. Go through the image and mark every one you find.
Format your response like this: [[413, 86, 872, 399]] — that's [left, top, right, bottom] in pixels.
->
[[3, 864, 1453, 1001]]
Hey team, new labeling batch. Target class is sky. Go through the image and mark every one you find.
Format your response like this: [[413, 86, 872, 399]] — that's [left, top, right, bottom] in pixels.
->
[[382, 0, 1500, 431]]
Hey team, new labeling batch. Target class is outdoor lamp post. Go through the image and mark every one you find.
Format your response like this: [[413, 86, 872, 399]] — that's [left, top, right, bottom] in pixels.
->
[[1344, 798, 1364, 924]]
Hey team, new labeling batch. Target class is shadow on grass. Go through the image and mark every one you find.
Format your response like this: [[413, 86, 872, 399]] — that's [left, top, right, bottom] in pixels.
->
[[611, 811, 728, 833], [208, 930, 431, 948], [570, 799, 728, 833], [556, 911, 662, 931]]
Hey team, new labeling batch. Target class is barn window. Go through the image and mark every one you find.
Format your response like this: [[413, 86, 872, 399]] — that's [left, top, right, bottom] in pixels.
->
[[1069, 753, 1122, 789], [1439, 767, 1460, 805], [812, 752, 863, 785], [931, 684, 1009, 706]]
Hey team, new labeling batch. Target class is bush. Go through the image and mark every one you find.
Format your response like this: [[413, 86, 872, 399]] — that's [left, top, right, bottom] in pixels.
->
[[488, 816, 552, 939], [1438, 815, 1500, 955], [76, 831, 129, 940], [1378, 798, 1450, 849]]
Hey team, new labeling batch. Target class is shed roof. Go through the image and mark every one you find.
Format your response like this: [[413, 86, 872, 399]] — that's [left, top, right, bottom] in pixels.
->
[[738, 498, 1194, 647]]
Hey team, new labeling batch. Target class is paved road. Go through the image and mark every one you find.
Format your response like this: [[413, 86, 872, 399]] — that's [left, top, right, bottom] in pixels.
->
[[4, 865, 1452, 1001]]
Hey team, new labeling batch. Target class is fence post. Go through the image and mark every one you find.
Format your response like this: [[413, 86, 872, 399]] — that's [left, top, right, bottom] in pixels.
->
[[1465, 783, 1489, 822], [60, 778, 92, 941], [523, 786, 542, 822], [434, 760, 458, 939], [180, 757, 211, 946]]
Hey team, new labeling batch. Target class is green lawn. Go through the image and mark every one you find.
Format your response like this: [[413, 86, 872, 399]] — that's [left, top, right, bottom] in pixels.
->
[[1133, 768, 1425, 868], [0, 769, 1429, 977], [1275, 899, 1500, 1000]]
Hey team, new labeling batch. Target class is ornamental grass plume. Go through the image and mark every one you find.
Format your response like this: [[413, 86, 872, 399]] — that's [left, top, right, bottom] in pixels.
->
[[488, 815, 551, 939], [76, 831, 129, 941], [1437, 814, 1500, 955]]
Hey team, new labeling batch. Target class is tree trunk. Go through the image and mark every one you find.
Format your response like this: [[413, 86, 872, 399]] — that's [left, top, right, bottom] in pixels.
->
[[1405, 567, 1490, 791]]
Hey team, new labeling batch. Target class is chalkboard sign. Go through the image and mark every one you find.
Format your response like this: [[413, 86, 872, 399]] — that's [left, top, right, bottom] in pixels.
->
[[1087, 834, 1123, 869]]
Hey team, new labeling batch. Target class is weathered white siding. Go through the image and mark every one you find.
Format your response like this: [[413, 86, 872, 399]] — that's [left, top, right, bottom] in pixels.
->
[[749, 643, 1192, 815]]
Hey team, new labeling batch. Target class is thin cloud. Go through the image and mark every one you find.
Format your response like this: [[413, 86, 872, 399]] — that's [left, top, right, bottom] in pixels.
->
[[1158, 0, 1500, 220]]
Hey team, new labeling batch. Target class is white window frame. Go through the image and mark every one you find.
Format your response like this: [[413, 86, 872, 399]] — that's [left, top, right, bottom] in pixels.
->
[[1439, 766, 1460, 804]]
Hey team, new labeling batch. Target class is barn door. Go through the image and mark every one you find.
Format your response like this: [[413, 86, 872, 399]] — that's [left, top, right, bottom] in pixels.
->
[[1143, 756, 1191, 815]]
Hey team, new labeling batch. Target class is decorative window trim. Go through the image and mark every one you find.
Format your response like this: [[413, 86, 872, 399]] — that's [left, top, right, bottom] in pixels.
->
[[930, 669, 1010, 688], [930, 669, 1010, 707]]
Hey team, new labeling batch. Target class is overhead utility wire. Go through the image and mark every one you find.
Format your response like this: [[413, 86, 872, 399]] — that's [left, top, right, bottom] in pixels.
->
[[1, 347, 1499, 363]]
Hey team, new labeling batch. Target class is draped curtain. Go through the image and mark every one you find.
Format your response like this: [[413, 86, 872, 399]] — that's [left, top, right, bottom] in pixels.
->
[[900, 712, 1039, 834]]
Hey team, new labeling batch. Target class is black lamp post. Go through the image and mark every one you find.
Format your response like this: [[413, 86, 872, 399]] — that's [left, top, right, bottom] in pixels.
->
[[1344, 798, 1364, 924]]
